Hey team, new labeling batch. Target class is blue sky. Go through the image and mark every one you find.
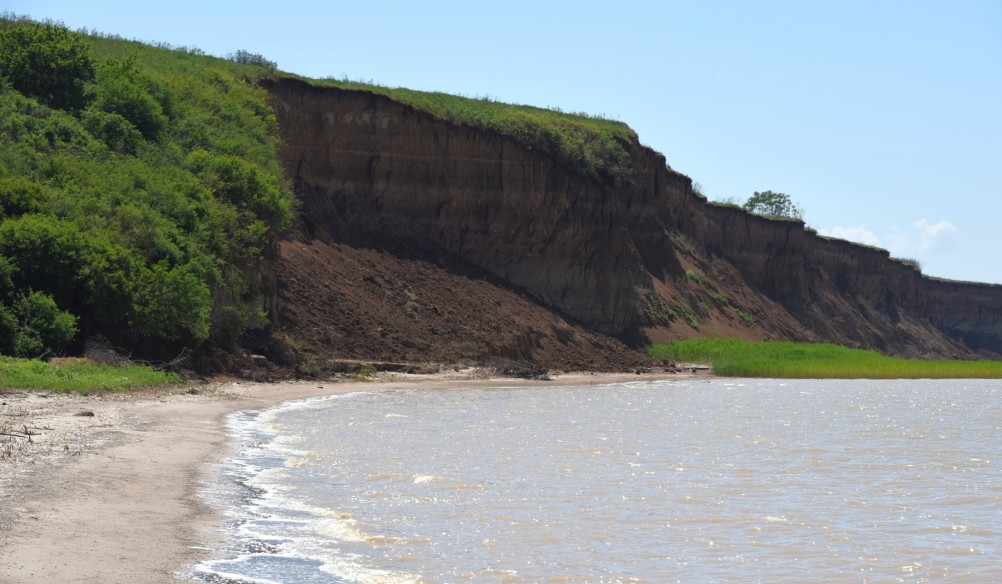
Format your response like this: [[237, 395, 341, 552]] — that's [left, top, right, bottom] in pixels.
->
[[8, 0, 1001, 284]]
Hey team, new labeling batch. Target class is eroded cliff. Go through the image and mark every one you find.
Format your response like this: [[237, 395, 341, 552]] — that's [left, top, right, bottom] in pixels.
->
[[265, 77, 1002, 362]]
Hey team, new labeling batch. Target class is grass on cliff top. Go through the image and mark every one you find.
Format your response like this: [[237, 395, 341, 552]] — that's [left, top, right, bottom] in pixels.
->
[[0, 357, 178, 392], [314, 77, 638, 187], [647, 338, 1002, 379]]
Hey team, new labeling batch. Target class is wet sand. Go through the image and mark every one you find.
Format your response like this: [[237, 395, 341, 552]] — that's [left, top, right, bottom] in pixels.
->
[[0, 370, 674, 583]]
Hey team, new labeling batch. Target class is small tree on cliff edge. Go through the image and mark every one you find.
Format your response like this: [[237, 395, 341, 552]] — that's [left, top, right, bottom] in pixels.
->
[[743, 191, 805, 221]]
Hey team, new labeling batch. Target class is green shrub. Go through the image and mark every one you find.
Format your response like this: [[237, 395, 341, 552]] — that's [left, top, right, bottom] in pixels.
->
[[227, 50, 277, 70], [0, 214, 92, 302], [186, 149, 291, 230], [11, 291, 78, 357], [0, 176, 47, 217], [743, 190, 805, 221], [735, 308, 756, 327], [685, 270, 702, 284], [81, 108, 143, 153], [351, 365, 376, 381], [0, 302, 16, 354], [209, 305, 248, 352], [77, 235, 143, 324], [89, 58, 167, 140], [0, 255, 15, 300], [683, 309, 700, 330], [0, 214, 142, 328], [134, 261, 211, 344], [0, 20, 95, 111]]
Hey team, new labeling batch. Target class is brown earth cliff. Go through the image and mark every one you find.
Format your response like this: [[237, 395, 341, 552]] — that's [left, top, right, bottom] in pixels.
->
[[262, 77, 1002, 367]]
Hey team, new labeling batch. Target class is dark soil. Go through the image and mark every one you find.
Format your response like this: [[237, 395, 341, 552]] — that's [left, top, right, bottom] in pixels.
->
[[273, 239, 655, 372]]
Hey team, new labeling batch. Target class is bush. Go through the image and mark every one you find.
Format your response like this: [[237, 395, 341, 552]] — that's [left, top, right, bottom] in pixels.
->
[[0, 303, 16, 354], [89, 59, 168, 141], [81, 108, 143, 153], [11, 291, 78, 357], [133, 261, 211, 344], [0, 20, 95, 110], [0, 214, 141, 326], [744, 191, 805, 220], [0, 214, 90, 302], [227, 50, 277, 70], [186, 149, 291, 230], [0, 176, 46, 217], [0, 255, 15, 301], [209, 305, 248, 352]]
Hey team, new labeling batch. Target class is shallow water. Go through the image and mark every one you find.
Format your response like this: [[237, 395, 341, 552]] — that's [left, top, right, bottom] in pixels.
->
[[187, 379, 1002, 583]]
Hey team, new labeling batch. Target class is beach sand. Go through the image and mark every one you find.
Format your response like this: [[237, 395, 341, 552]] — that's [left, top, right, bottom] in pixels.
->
[[0, 369, 675, 583]]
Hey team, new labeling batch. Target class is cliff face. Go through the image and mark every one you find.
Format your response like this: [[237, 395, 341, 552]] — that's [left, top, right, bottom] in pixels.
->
[[265, 77, 1002, 359]]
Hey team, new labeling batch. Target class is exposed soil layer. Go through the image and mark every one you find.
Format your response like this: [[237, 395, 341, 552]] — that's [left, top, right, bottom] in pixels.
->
[[265, 77, 1002, 363], [274, 239, 655, 371]]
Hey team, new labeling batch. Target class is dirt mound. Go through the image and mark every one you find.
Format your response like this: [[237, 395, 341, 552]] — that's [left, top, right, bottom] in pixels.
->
[[274, 239, 654, 372]]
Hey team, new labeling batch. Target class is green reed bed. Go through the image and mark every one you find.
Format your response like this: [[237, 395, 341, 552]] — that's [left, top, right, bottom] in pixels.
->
[[647, 338, 1002, 379], [0, 357, 178, 392]]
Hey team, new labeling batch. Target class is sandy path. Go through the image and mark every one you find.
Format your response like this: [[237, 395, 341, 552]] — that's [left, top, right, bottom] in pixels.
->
[[0, 371, 674, 583]]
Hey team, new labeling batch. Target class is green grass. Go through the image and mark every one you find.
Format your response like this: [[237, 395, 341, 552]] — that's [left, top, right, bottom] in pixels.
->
[[734, 308, 756, 327], [647, 338, 1002, 379], [314, 77, 638, 186], [0, 356, 178, 392]]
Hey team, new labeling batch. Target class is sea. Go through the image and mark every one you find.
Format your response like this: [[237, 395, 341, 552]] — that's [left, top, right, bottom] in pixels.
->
[[184, 378, 1002, 583]]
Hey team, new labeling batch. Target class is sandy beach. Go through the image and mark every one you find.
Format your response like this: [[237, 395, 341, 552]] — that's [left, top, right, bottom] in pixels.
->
[[0, 369, 674, 583]]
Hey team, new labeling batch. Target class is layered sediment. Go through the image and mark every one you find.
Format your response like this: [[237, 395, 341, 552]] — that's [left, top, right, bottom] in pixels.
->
[[264, 77, 1002, 361]]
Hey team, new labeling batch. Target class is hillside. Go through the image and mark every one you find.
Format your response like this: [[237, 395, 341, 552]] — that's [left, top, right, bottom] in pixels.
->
[[0, 17, 293, 364], [2, 17, 1000, 373]]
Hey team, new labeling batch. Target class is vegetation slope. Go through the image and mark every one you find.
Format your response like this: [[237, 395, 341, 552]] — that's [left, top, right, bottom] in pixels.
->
[[0, 15, 294, 362]]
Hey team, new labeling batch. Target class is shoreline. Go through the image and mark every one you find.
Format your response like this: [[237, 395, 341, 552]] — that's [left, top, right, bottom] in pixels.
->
[[0, 369, 684, 583]]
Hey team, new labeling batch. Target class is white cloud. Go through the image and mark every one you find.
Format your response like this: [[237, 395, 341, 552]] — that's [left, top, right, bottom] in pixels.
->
[[821, 218, 956, 259], [822, 225, 882, 247], [885, 228, 911, 257], [913, 218, 956, 253]]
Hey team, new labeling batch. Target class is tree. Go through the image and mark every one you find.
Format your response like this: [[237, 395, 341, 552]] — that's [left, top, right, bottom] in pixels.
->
[[227, 50, 277, 70], [133, 261, 211, 344], [743, 191, 805, 220], [0, 20, 95, 111], [10, 291, 78, 358]]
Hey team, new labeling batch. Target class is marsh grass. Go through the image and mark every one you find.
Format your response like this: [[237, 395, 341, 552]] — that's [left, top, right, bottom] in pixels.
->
[[648, 338, 1002, 379], [0, 357, 178, 392]]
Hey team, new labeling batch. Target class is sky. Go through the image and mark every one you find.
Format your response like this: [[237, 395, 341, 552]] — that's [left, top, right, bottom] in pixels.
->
[[7, 0, 1001, 284]]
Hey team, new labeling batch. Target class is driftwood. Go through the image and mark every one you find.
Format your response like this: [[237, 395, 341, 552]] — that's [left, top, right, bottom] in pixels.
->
[[0, 425, 39, 442]]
